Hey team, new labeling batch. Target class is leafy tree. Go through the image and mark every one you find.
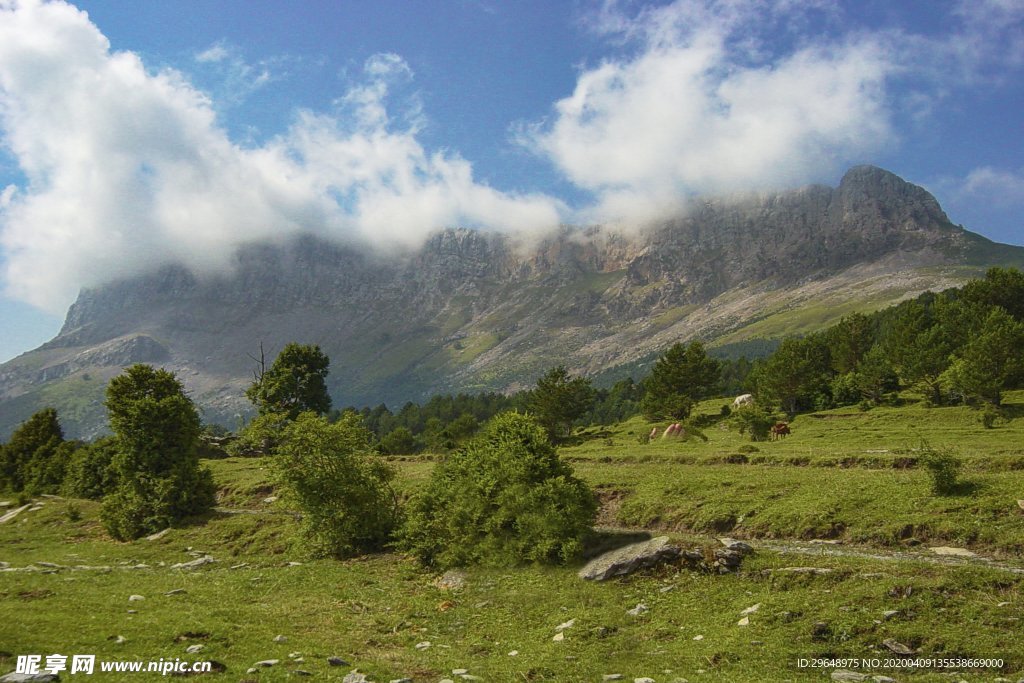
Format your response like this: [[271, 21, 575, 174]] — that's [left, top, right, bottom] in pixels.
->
[[100, 365, 215, 540], [750, 335, 830, 415], [941, 307, 1024, 405], [246, 343, 332, 420], [402, 412, 597, 568], [641, 341, 721, 420], [0, 408, 64, 492], [275, 412, 398, 558], [529, 366, 596, 440]]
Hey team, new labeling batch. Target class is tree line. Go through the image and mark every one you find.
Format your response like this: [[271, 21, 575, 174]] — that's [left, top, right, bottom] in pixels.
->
[[1, 267, 1021, 558]]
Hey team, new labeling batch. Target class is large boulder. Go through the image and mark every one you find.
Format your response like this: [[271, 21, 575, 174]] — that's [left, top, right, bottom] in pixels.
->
[[579, 536, 691, 581]]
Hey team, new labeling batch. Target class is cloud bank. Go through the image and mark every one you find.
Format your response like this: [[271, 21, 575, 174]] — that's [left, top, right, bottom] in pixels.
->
[[0, 0, 562, 310], [0, 0, 1021, 312]]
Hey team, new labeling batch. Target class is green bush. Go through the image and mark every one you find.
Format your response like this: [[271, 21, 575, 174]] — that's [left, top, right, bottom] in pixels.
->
[[730, 404, 776, 442], [274, 412, 399, 558], [63, 437, 119, 500], [100, 365, 215, 540], [378, 426, 419, 455], [226, 413, 290, 457], [402, 412, 597, 568], [918, 442, 962, 495], [980, 405, 1002, 429]]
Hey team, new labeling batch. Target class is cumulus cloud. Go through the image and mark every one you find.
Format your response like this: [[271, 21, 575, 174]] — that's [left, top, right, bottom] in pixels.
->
[[519, 0, 895, 225], [1, 0, 1021, 313], [0, 0, 563, 311]]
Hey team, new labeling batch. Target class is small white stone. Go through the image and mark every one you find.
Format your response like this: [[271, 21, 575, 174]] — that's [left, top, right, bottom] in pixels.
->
[[552, 631, 565, 642], [737, 616, 749, 626], [508, 650, 518, 656], [272, 634, 287, 643], [627, 603, 648, 616], [414, 641, 431, 650], [740, 603, 761, 615], [555, 618, 576, 631], [128, 594, 144, 601], [692, 635, 704, 641]]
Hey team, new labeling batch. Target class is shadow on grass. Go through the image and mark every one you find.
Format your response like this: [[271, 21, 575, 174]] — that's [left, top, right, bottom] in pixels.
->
[[581, 527, 652, 560], [937, 479, 984, 497]]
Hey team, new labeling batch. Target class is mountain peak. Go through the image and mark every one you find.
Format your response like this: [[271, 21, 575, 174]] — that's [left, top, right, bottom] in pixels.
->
[[1, 166, 1020, 438]]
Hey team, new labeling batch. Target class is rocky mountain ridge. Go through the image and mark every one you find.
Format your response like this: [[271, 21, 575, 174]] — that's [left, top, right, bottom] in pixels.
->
[[2, 165, 1022, 438]]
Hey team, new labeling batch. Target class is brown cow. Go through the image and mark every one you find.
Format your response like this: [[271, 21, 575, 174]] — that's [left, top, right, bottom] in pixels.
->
[[770, 422, 791, 441]]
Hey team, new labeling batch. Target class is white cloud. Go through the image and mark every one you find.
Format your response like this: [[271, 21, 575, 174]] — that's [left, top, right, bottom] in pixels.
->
[[0, 0, 563, 312], [958, 167, 1024, 207], [521, 0, 895, 225]]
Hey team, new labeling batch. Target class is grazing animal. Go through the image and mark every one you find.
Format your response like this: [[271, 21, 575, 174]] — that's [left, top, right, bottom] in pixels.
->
[[733, 393, 754, 409], [770, 422, 791, 441], [649, 427, 659, 442]]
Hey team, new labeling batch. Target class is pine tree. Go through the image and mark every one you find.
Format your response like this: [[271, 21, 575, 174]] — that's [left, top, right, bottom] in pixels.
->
[[641, 341, 721, 420], [529, 366, 596, 440]]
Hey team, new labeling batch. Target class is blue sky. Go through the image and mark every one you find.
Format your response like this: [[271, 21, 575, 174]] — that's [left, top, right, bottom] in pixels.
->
[[1, 0, 1023, 362]]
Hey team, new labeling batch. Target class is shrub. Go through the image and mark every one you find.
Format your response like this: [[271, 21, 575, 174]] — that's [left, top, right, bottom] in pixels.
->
[[918, 442, 962, 495], [730, 404, 776, 442], [25, 440, 78, 494], [64, 501, 82, 522], [274, 412, 399, 558], [226, 413, 290, 457], [63, 437, 119, 500], [100, 365, 215, 540], [378, 426, 419, 455], [980, 405, 1002, 429], [402, 412, 597, 568]]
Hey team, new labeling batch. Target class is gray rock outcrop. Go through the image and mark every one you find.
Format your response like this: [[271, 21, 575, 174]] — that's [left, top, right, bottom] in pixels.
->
[[579, 536, 686, 581]]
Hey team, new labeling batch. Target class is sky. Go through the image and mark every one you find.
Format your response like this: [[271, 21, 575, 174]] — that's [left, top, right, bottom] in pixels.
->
[[0, 0, 1023, 362]]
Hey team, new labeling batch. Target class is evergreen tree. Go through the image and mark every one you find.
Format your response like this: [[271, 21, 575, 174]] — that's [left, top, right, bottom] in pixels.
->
[[941, 307, 1024, 405], [828, 312, 875, 374], [641, 341, 721, 420], [529, 366, 596, 440], [246, 343, 332, 420], [750, 335, 830, 415], [0, 408, 64, 492], [100, 365, 215, 540], [959, 267, 1024, 321]]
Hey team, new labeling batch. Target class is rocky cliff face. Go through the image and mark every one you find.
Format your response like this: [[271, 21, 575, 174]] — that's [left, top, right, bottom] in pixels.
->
[[2, 166, 1020, 438]]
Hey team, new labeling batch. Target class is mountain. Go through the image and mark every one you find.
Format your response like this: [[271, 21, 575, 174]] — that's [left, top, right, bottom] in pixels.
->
[[2, 165, 1023, 439]]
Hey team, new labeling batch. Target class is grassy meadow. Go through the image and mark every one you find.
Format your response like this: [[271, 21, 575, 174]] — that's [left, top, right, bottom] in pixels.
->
[[3, 392, 1024, 681]]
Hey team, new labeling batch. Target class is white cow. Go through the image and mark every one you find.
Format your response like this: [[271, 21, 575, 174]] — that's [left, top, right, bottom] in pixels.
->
[[732, 393, 754, 409]]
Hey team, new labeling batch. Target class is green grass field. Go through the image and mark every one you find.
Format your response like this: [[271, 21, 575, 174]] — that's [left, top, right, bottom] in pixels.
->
[[3, 393, 1024, 681]]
